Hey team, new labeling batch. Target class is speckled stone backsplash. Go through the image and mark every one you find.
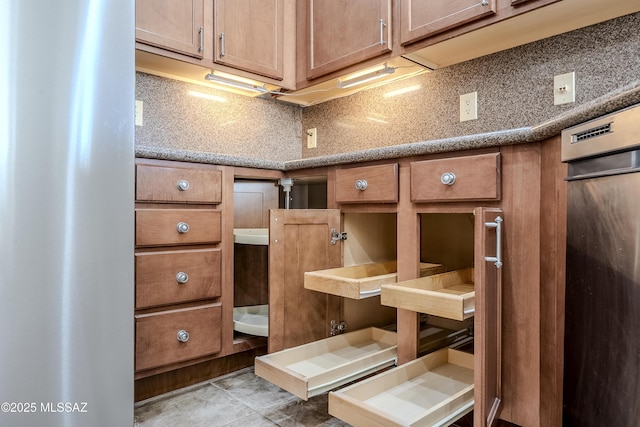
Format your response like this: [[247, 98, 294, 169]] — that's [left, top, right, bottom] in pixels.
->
[[136, 12, 639, 162], [301, 12, 640, 158], [135, 74, 303, 162]]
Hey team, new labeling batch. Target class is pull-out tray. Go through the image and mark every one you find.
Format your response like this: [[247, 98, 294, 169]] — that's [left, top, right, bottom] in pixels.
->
[[304, 261, 446, 299], [381, 268, 475, 321], [233, 228, 269, 245], [254, 327, 397, 400], [329, 348, 474, 427], [233, 305, 268, 337]]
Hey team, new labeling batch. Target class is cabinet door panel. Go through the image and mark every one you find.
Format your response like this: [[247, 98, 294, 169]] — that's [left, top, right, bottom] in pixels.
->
[[474, 207, 503, 426], [307, 0, 392, 79], [136, 0, 205, 58], [401, 0, 497, 45], [268, 209, 342, 353], [214, 0, 284, 79]]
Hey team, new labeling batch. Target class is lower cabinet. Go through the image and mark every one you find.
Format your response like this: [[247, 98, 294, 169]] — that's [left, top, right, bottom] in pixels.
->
[[134, 159, 226, 379], [255, 185, 502, 425]]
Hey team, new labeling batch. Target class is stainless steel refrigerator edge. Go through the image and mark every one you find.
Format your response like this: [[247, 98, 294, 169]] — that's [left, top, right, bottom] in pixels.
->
[[1, 1, 134, 426]]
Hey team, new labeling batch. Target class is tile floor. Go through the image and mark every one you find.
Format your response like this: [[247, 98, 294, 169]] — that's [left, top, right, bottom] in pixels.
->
[[134, 367, 350, 427], [134, 366, 481, 427]]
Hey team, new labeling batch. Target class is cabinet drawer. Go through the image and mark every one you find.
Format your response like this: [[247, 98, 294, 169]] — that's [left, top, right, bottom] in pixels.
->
[[335, 163, 398, 204], [329, 347, 474, 426], [410, 152, 500, 202], [135, 304, 222, 372], [135, 248, 221, 309], [135, 209, 221, 246], [136, 164, 222, 204], [304, 261, 446, 299], [255, 327, 397, 400], [381, 268, 475, 321]]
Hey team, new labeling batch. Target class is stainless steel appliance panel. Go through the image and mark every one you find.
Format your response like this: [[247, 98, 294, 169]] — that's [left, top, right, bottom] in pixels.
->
[[0, 0, 134, 425], [563, 171, 640, 426], [563, 103, 640, 426]]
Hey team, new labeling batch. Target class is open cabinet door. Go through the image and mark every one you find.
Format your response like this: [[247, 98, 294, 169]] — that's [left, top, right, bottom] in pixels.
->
[[268, 209, 342, 353], [475, 207, 503, 426]]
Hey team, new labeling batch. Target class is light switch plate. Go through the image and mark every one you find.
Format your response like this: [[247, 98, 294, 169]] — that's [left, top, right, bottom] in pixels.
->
[[554, 72, 575, 105], [460, 92, 478, 122]]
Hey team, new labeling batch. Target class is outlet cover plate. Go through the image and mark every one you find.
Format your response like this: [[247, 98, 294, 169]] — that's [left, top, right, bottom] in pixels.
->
[[460, 92, 478, 122], [554, 72, 575, 105], [306, 128, 317, 148]]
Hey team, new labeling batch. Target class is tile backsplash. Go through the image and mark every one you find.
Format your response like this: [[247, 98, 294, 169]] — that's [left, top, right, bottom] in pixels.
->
[[136, 12, 640, 162]]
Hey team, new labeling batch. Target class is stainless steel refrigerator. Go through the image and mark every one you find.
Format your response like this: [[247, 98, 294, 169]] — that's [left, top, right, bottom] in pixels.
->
[[0, 1, 134, 426], [562, 103, 640, 426]]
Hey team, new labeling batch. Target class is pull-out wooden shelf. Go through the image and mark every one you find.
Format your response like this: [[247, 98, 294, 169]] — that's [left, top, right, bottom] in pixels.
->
[[254, 327, 397, 400], [304, 261, 446, 299], [381, 269, 475, 321], [329, 347, 474, 427]]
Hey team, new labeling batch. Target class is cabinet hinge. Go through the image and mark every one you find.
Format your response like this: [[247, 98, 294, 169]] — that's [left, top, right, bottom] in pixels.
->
[[330, 228, 347, 245]]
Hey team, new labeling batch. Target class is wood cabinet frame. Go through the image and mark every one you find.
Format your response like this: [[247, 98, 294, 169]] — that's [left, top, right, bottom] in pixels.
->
[[134, 138, 566, 425]]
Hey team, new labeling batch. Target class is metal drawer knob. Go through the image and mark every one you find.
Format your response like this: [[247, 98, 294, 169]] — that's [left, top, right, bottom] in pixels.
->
[[355, 179, 368, 191], [177, 180, 190, 191], [440, 172, 456, 186], [176, 222, 190, 234], [176, 330, 190, 343], [176, 272, 189, 284]]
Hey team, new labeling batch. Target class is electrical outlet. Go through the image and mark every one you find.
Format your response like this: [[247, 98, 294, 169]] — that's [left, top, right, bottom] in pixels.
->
[[460, 92, 478, 122], [306, 128, 317, 149], [135, 100, 143, 126], [554, 72, 575, 105]]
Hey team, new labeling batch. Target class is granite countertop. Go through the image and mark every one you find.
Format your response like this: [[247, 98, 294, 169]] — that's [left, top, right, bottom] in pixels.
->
[[136, 81, 640, 171]]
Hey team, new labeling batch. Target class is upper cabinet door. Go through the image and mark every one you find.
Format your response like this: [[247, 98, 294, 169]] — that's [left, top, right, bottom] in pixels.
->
[[214, 0, 285, 80], [268, 209, 342, 353], [306, 0, 392, 80], [136, 0, 205, 58], [401, 0, 497, 45], [474, 207, 503, 426]]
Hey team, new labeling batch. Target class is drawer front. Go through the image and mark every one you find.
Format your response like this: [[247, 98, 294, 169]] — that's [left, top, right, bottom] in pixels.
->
[[335, 163, 398, 203], [135, 304, 222, 372], [136, 164, 222, 204], [135, 209, 221, 246], [410, 152, 500, 202], [135, 249, 221, 309]]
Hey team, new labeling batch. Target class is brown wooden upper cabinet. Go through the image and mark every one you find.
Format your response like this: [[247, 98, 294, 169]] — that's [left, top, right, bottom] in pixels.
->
[[214, 0, 285, 80], [136, 0, 205, 58], [305, 0, 392, 80], [401, 0, 497, 45]]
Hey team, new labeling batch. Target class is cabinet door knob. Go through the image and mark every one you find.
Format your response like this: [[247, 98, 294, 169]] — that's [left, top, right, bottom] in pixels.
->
[[177, 179, 190, 191], [440, 172, 456, 186], [176, 222, 190, 234], [176, 272, 189, 284], [176, 330, 190, 343], [355, 179, 368, 191]]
